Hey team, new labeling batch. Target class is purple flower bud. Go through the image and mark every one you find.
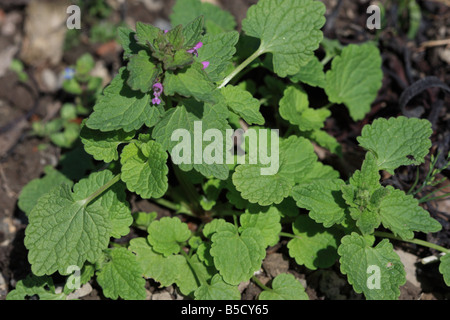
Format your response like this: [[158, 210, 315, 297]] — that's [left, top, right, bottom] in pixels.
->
[[187, 42, 203, 57], [152, 97, 161, 105], [164, 29, 169, 34], [153, 82, 164, 97], [202, 61, 210, 70]]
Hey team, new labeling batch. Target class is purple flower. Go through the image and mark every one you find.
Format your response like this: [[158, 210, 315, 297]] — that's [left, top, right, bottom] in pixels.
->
[[164, 29, 169, 34], [152, 97, 162, 105], [153, 82, 164, 97], [152, 82, 164, 105], [202, 61, 210, 70], [63, 67, 75, 80], [187, 42, 203, 57]]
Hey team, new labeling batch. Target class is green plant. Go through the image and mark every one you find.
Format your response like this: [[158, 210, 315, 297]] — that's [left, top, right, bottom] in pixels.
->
[[10, 0, 449, 300], [31, 53, 102, 149]]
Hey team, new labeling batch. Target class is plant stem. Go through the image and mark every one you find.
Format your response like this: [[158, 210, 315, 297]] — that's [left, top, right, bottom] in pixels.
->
[[84, 173, 122, 206], [152, 198, 194, 216], [180, 248, 207, 287], [279, 232, 301, 240], [218, 46, 266, 89], [252, 276, 271, 292], [374, 231, 450, 254], [419, 193, 450, 204]]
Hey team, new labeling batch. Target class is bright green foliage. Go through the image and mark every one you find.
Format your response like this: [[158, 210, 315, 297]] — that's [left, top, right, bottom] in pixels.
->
[[170, 0, 236, 35], [152, 101, 230, 180], [147, 217, 192, 256], [325, 43, 383, 121], [259, 273, 308, 300], [239, 207, 281, 247], [338, 233, 406, 300], [292, 179, 348, 227], [18, 166, 73, 216], [194, 274, 241, 300], [120, 139, 169, 199], [287, 215, 340, 270], [279, 86, 331, 131], [378, 187, 442, 239], [6, 275, 66, 300], [25, 170, 128, 276], [222, 85, 265, 125], [86, 68, 160, 132], [290, 56, 326, 88], [242, 0, 326, 77], [357, 117, 433, 174], [127, 50, 161, 93], [440, 254, 450, 286], [80, 125, 136, 163], [129, 237, 182, 287], [210, 228, 266, 285], [15, 0, 449, 302], [163, 63, 217, 103], [96, 248, 147, 300], [233, 136, 317, 206], [197, 32, 239, 82]]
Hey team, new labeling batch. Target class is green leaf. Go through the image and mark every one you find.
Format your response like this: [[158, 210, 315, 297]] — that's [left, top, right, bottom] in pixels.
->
[[132, 211, 157, 230], [135, 21, 161, 47], [302, 129, 342, 156], [80, 125, 136, 163], [176, 254, 215, 297], [183, 16, 205, 48], [7, 275, 66, 300], [194, 274, 241, 300], [239, 207, 281, 247], [287, 215, 340, 270], [279, 86, 330, 131], [96, 248, 147, 300], [242, 0, 326, 77], [18, 166, 73, 216], [117, 27, 142, 59], [289, 56, 326, 88], [127, 50, 161, 93], [147, 217, 192, 256], [163, 63, 217, 103], [357, 117, 433, 174], [233, 136, 317, 206], [152, 101, 230, 180], [210, 228, 266, 285], [298, 161, 340, 185], [120, 140, 169, 199], [325, 43, 383, 121], [197, 31, 239, 82], [25, 170, 126, 276], [338, 233, 406, 300], [439, 254, 450, 286], [203, 219, 236, 239], [378, 186, 442, 239], [221, 85, 265, 125], [86, 67, 158, 132], [129, 237, 183, 287], [170, 0, 236, 35], [259, 273, 308, 300], [292, 179, 348, 227]]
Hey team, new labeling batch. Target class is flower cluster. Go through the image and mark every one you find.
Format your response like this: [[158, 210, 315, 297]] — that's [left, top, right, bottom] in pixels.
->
[[152, 82, 164, 105]]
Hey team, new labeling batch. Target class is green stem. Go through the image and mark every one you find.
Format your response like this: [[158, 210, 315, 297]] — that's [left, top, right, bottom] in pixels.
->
[[419, 193, 450, 204], [252, 276, 271, 292], [180, 248, 207, 287], [279, 232, 301, 240], [419, 184, 450, 203], [172, 164, 203, 216], [374, 231, 450, 254], [152, 198, 195, 216], [218, 46, 266, 89], [407, 167, 420, 195], [83, 173, 122, 206]]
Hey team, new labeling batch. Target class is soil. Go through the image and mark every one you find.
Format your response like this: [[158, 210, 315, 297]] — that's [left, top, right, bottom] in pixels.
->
[[0, 0, 449, 300]]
